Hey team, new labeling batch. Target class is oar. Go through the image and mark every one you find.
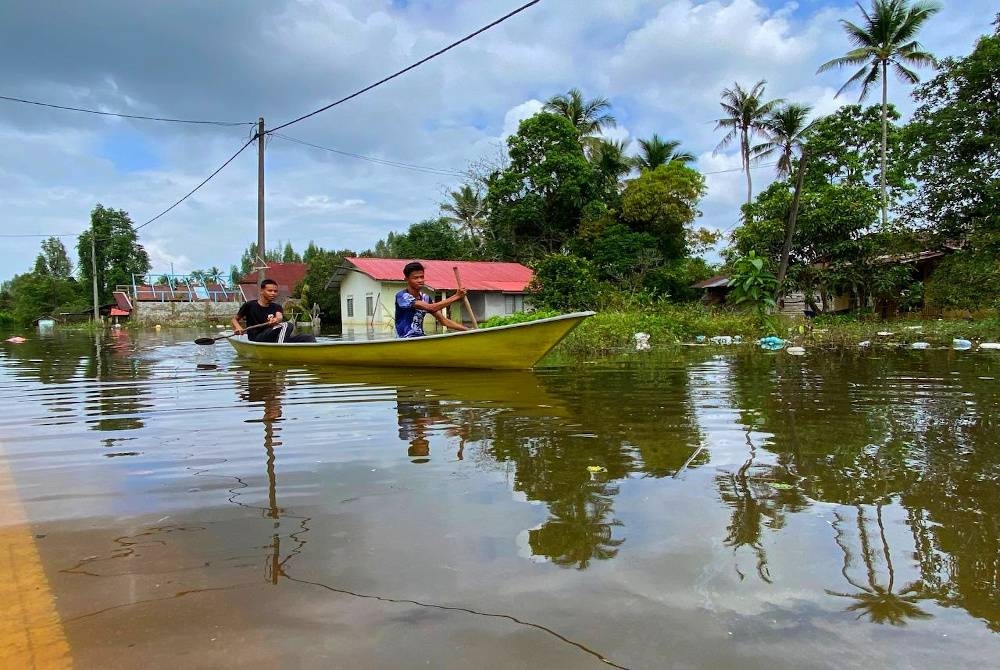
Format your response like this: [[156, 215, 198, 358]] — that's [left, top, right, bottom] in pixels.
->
[[194, 321, 272, 345], [453, 266, 478, 329]]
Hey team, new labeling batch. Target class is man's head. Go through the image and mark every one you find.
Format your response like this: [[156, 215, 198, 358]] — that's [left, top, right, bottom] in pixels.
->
[[259, 278, 279, 304], [403, 261, 425, 291]]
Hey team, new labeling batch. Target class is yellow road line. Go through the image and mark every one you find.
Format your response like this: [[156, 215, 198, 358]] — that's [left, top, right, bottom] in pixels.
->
[[0, 444, 72, 669]]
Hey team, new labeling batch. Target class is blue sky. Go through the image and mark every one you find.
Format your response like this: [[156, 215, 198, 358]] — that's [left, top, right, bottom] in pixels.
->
[[0, 0, 993, 282]]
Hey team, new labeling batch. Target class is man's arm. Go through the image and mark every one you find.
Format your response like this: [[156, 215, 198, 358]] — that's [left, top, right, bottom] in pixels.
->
[[432, 311, 469, 332], [412, 288, 466, 314]]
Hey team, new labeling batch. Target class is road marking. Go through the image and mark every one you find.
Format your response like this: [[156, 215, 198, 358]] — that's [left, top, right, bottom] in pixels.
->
[[0, 444, 72, 669]]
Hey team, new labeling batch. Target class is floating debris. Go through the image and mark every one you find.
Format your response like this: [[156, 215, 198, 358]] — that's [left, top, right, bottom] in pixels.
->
[[786, 346, 806, 356], [980, 343, 1000, 350], [4, 336, 26, 344], [634, 332, 651, 351], [759, 336, 786, 351], [770, 482, 795, 491], [953, 339, 973, 350], [911, 342, 931, 350], [694, 335, 706, 343], [876, 331, 895, 337], [586, 465, 607, 473], [858, 340, 871, 347], [710, 335, 733, 345]]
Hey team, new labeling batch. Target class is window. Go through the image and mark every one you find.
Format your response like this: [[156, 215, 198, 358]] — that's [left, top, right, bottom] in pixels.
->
[[504, 294, 524, 314], [365, 295, 374, 317], [346, 297, 354, 317]]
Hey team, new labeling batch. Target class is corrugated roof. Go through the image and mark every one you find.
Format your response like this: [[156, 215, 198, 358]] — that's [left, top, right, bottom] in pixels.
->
[[240, 262, 309, 302], [692, 274, 730, 289], [329, 258, 533, 292]]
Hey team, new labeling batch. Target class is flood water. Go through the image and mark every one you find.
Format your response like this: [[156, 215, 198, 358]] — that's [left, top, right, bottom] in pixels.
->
[[1, 328, 998, 669]]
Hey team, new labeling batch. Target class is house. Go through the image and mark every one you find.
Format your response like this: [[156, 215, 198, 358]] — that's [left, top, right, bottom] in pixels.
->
[[239, 262, 309, 303], [326, 258, 533, 333], [691, 274, 731, 306], [691, 274, 851, 316]]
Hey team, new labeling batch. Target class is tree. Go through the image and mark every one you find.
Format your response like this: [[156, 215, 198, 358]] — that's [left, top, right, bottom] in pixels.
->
[[631, 134, 695, 171], [527, 254, 600, 311], [542, 87, 616, 151], [485, 113, 600, 260], [371, 218, 472, 260], [760, 103, 815, 178], [35, 237, 73, 278], [440, 184, 487, 250], [295, 243, 356, 327], [619, 162, 706, 261], [281, 241, 301, 264], [817, 0, 941, 227], [904, 18, 1000, 245], [714, 80, 784, 209], [77, 205, 151, 304]]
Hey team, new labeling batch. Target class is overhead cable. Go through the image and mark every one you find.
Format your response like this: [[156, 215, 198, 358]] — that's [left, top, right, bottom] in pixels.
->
[[134, 135, 258, 231], [0, 94, 254, 127], [268, 0, 543, 133], [272, 133, 466, 177]]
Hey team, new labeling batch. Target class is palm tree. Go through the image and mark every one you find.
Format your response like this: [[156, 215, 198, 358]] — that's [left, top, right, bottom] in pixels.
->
[[816, 0, 941, 227], [631, 134, 696, 171], [542, 88, 616, 149], [714, 80, 784, 210], [589, 138, 632, 184], [759, 103, 815, 178], [440, 184, 487, 246]]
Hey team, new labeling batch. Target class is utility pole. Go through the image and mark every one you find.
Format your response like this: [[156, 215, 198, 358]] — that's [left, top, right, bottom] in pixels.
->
[[257, 117, 266, 282], [91, 226, 100, 323]]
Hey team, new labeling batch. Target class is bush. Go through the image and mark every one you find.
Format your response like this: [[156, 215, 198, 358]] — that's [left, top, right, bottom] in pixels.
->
[[527, 254, 601, 311], [925, 251, 1000, 310]]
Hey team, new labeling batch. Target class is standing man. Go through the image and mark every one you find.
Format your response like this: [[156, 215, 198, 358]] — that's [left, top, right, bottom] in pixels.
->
[[233, 278, 316, 343], [395, 261, 469, 338]]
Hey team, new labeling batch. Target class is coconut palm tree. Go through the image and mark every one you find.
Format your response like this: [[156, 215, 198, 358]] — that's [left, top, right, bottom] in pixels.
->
[[440, 184, 487, 247], [816, 0, 941, 227], [714, 80, 784, 210], [542, 88, 616, 149], [631, 134, 696, 171], [759, 103, 816, 178], [589, 138, 632, 184]]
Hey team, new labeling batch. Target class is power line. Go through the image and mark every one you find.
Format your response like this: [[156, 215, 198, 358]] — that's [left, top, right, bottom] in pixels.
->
[[272, 132, 466, 177], [0, 94, 254, 127], [268, 0, 544, 133], [134, 135, 258, 231]]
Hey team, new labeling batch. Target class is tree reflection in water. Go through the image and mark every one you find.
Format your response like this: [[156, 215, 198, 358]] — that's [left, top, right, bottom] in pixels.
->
[[826, 506, 932, 625]]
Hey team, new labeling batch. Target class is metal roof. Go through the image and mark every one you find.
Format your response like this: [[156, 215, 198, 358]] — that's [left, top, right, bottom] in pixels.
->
[[327, 258, 533, 292]]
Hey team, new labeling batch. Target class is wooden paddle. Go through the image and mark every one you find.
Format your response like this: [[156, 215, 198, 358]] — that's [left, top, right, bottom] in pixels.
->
[[453, 266, 477, 329], [194, 321, 272, 345]]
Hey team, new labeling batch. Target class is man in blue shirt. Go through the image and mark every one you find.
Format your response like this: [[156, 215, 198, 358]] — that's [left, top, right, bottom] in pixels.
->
[[395, 261, 469, 338]]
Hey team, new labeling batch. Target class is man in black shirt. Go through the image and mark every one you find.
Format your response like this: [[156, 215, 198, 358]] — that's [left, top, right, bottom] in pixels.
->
[[232, 278, 316, 343]]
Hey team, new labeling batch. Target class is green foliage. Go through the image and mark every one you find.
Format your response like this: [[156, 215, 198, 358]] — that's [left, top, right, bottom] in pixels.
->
[[727, 251, 779, 334], [370, 217, 473, 260], [4, 272, 86, 324], [485, 113, 599, 260], [76, 204, 150, 304], [619, 162, 705, 260], [527, 254, 601, 311], [924, 250, 1000, 310], [295, 243, 357, 325], [583, 224, 660, 283], [904, 25, 1000, 245], [36, 237, 73, 278], [643, 257, 715, 302], [481, 309, 560, 328]]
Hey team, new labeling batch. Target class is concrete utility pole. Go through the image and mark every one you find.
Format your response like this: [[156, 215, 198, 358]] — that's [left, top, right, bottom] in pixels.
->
[[91, 227, 100, 323], [257, 117, 266, 281]]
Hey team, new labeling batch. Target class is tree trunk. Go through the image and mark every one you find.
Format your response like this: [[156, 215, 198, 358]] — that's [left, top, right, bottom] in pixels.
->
[[776, 150, 808, 298], [880, 61, 888, 229], [743, 129, 753, 211]]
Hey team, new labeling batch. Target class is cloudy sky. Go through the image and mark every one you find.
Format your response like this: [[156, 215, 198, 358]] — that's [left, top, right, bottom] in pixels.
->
[[0, 0, 992, 282]]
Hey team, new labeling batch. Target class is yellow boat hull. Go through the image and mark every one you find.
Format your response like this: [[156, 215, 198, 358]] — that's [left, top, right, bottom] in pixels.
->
[[227, 311, 594, 369]]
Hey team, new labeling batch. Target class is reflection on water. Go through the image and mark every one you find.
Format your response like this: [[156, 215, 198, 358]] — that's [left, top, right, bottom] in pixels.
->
[[1, 330, 999, 668]]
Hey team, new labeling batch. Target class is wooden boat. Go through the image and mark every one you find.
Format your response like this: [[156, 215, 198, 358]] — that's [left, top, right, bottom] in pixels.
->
[[227, 311, 595, 369]]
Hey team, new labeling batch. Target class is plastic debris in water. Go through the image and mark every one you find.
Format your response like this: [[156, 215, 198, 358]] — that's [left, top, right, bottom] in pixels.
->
[[770, 482, 795, 490], [786, 346, 806, 356], [5, 336, 26, 344], [710, 335, 733, 345], [586, 465, 607, 473], [694, 335, 706, 343], [634, 332, 651, 351], [758, 336, 786, 350], [953, 339, 973, 350], [858, 340, 871, 347], [911, 342, 931, 350], [980, 342, 1000, 350], [876, 331, 894, 337]]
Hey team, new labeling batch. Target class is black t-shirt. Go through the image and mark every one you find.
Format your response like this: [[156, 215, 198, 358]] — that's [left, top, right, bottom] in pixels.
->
[[237, 300, 283, 341]]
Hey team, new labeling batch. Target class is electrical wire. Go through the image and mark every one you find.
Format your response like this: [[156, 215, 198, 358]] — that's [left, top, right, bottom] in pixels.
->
[[0, 94, 254, 127], [268, 0, 544, 133], [272, 132, 466, 177], [133, 134, 258, 231]]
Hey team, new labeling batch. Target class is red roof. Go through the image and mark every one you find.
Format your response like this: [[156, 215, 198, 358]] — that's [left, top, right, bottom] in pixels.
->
[[110, 308, 130, 317], [340, 258, 533, 292], [240, 262, 308, 288]]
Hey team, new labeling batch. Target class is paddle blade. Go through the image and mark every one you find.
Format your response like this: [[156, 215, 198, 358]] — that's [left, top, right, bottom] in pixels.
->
[[194, 336, 218, 345]]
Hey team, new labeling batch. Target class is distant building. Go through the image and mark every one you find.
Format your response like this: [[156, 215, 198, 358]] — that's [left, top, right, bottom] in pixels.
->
[[326, 258, 533, 333], [239, 262, 309, 303]]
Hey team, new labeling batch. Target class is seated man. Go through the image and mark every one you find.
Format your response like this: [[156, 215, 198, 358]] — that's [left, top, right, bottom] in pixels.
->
[[232, 278, 317, 343], [395, 261, 469, 338]]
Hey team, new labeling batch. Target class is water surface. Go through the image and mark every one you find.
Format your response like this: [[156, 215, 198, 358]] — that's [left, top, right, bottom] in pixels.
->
[[1, 328, 998, 669]]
